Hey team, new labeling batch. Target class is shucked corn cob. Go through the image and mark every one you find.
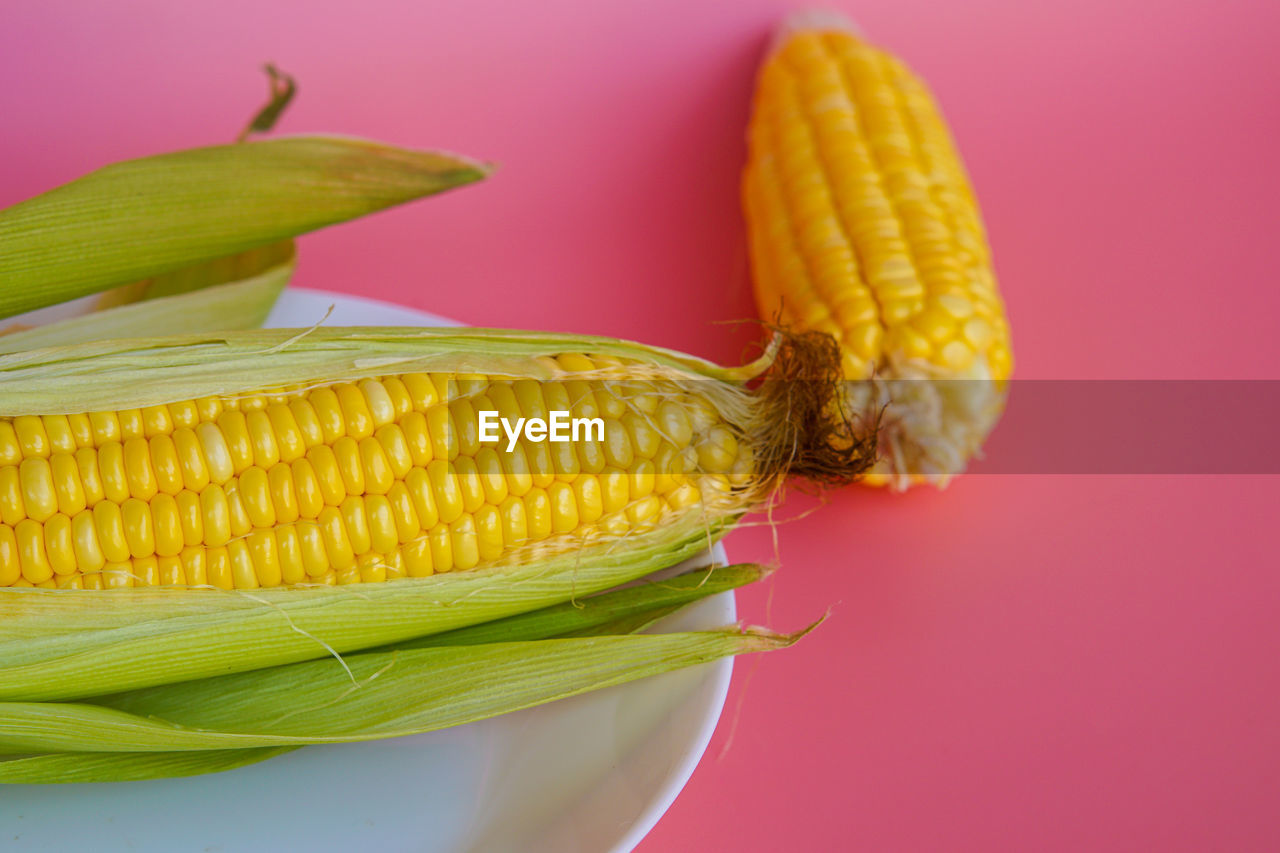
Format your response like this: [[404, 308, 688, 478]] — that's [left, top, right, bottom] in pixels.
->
[[0, 326, 871, 591], [742, 11, 1012, 487]]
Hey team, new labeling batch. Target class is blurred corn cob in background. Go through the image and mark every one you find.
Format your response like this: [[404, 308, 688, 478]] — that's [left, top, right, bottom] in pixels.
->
[[742, 11, 1012, 488]]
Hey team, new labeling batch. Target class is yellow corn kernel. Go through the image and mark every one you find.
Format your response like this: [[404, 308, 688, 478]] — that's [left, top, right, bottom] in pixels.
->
[[525, 440, 556, 489], [148, 434, 183, 496], [200, 483, 232, 547], [425, 460, 463, 525], [375, 424, 413, 480], [245, 410, 280, 469], [141, 406, 171, 438], [18, 457, 57, 522], [133, 555, 160, 587], [288, 398, 324, 448], [335, 383, 374, 440], [225, 486, 252, 538], [308, 387, 346, 443], [266, 403, 305, 463], [426, 522, 453, 572], [332, 436, 365, 497], [381, 376, 413, 419], [206, 546, 233, 590], [15, 518, 53, 583], [196, 421, 234, 484], [623, 412, 660, 459], [276, 523, 306, 585], [449, 513, 480, 571], [268, 463, 299, 524], [167, 400, 200, 430], [523, 487, 552, 541], [158, 554, 185, 586], [453, 456, 486, 514], [291, 458, 324, 519], [318, 506, 356, 571], [195, 397, 223, 423], [364, 494, 398, 555], [340, 495, 372, 556], [546, 481, 579, 535], [170, 427, 210, 492], [227, 539, 258, 590], [43, 512, 76, 575], [306, 445, 347, 507], [150, 493, 183, 557], [181, 546, 208, 585], [625, 494, 663, 527], [358, 436, 394, 495], [599, 467, 630, 513], [175, 489, 204, 547], [238, 466, 276, 528], [42, 415, 76, 453], [402, 373, 439, 411], [400, 411, 433, 467], [74, 447, 103, 506], [473, 504, 504, 563], [0, 467, 23, 526], [49, 453, 87, 516], [66, 412, 94, 445], [121, 497, 155, 559], [14, 416, 50, 459], [122, 438, 158, 500], [97, 442, 128, 504], [426, 404, 458, 462], [92, 500, 131, 563], [296, 521, 330, 578], [246, 529, 283, 588], [403, 536, 433, 577], [0, 423, 20, 466], [216, 410, 254, 474], [601, 419, 634, 470], [70, 509, 106, 573], [498, 495, 528, 549]]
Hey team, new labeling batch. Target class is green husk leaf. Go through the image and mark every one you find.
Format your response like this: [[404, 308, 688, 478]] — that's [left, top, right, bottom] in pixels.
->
[[0, 325, 761, 416], [395, 563, 764, 648], [94, 239, 295, 309], [0, 245, 294, 353], [0, 515, 731, 702], [561, 603, 686, 637], [0, 628, 795, 755], [0, 747, 297, 784], [0, 136, 489, 318]]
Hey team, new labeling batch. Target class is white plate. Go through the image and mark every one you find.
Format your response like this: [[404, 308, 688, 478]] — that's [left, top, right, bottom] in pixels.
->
[[1, 289, 734, 853]]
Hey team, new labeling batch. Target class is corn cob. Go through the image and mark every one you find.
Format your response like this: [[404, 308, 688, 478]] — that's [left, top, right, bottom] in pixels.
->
[[0, 326, 870, 592], [742, 11, 1012, 487]]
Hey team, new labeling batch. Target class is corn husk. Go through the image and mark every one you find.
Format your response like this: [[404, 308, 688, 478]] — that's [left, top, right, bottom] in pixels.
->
[[397, 563, 764, 647], [0, 628, 794, 755], [0, 516, 728, 701], [0, 565, 762, 783], [0, 137, 488, 318], [92, 239, 295, 310], [0, 325, 759, 415], [0, 246, 295, 353]]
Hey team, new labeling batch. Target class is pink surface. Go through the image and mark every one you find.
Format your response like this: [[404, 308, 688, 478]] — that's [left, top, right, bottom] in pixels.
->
[[4, 1, 1279, 849]]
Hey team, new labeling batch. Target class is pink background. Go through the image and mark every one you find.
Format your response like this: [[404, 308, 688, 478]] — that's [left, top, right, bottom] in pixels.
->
[[4, 0, 1279, 849]]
